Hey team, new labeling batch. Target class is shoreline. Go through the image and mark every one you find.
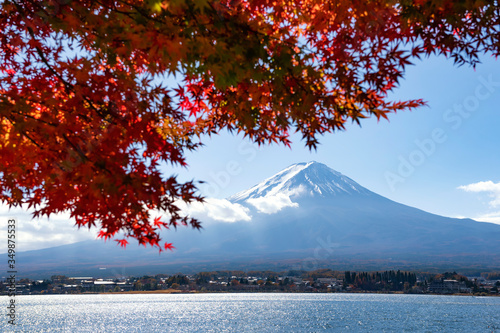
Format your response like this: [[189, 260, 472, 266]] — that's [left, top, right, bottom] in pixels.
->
[[6, 290, 496, 297], [106, 290, 498, 297]]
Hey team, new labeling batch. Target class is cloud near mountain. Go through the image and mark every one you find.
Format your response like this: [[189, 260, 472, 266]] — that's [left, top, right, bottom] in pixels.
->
[[181, 161, 370, 221], [246, 193, 299, 214], [459, 180, 500, 207], [471, 211, 500, 224], [180, 198, 251, 223], [181, 193, 300, 221], [458, 180, 500, 225]]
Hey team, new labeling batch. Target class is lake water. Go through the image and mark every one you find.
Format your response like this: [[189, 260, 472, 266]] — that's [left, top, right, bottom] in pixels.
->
[[2, 293, 500, 332]]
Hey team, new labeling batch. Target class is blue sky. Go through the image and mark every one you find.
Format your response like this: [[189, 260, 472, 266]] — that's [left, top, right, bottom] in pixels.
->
[[2, 54, 500, 252], [174, 55, 500, 222]]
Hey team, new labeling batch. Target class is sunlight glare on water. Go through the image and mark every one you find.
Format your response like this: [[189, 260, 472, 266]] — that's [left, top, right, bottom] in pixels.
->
[[2, 293, 500, 332]]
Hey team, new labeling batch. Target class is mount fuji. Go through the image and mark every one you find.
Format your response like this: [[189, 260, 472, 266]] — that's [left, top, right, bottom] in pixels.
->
[[230, 161, 372, 201], [14, 162, 500, 277], [222, 162, 500, 263]]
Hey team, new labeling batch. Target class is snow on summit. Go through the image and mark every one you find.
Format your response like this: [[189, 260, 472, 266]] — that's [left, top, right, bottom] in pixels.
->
[[184, 162, 373, 222], [229, 161, 371, 205], [229, 162, 311, 202]]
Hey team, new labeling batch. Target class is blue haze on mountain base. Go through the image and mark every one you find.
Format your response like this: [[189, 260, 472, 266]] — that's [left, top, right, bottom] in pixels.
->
[[2, 293, 499, 332]]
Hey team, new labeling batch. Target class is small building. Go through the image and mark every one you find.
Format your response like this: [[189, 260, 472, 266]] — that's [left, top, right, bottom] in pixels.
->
[[428, 279, 471, 294], [116, 282, 134, 291], [317, 278, 338, 285], [94, 280, 117, 292], [68, 277, 93, 284]]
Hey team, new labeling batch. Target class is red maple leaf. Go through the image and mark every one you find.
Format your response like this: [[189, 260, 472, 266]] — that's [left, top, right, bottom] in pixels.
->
[[164, 242, 175, 251], [115, 239, 129, 248], [0, 0, 495, 252]]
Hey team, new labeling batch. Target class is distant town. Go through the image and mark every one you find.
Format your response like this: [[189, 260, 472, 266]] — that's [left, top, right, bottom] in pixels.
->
[[2, 270, 500, 296]]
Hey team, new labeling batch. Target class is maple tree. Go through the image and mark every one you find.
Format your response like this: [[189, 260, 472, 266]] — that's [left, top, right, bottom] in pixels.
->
[[1, 0, 499, 250]]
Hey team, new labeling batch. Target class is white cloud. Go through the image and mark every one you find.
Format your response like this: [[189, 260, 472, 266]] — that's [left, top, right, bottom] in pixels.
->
[[458, 180, 500, 207], [468, 211, 500, 225], [247, 193, 299, 214], [0, 206, 97, 252], [457, 181, 500, 226], [0, 197, 252, 253], [181, 198, 251, 223]]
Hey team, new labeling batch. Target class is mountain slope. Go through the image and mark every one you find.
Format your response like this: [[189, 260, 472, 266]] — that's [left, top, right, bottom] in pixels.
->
[[226, 162, 500, 258], [13, 161, 500, 277]]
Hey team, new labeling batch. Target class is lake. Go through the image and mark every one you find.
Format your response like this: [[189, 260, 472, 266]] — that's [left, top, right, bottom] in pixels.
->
[[3, 293, 500, 332]]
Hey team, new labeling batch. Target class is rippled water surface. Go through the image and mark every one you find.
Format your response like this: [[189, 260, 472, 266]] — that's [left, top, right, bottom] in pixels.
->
[[2, 293, 500, 332]]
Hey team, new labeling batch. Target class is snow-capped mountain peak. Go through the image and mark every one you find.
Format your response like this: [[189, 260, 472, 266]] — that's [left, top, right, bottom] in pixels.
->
[[229, 161, 371, 202]]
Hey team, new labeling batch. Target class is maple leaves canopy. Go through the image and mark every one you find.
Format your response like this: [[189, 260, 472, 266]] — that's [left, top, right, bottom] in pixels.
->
[[1, 0, 499, 249]]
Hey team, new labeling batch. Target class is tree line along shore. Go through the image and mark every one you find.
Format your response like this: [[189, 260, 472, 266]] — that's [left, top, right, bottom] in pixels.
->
[[2, 270, 500, 296]]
